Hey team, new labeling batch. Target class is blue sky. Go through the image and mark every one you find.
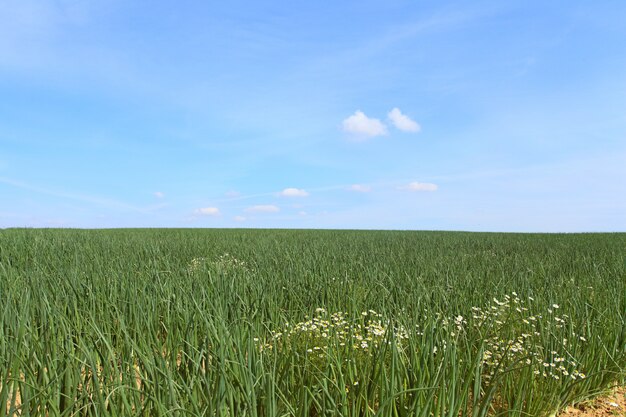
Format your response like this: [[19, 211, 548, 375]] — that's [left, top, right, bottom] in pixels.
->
[[1, 0, 625, 231]]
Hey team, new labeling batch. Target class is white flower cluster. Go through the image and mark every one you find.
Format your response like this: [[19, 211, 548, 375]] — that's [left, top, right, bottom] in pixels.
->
[[472, 293, 587, 382], [186, 257, 207, 273], [256, 294, 589, 387], [212, 253, 251, 273], [259, 308, 408, 358], [186, 253, 252, 274]]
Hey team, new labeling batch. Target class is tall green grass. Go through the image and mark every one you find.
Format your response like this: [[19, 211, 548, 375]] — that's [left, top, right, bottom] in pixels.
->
[[0, 229, 624, 416]]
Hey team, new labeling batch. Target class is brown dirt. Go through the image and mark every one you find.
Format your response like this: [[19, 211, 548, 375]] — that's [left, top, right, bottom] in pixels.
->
[[559, 386, 626, 417], [6, 379, 625, 416]]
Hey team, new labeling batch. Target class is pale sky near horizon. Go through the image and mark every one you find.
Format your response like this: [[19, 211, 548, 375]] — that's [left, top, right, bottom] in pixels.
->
[[1, 0, 625, 231]]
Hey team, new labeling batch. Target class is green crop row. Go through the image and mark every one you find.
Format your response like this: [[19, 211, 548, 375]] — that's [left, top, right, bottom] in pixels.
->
[[0, 228, 624, 416]]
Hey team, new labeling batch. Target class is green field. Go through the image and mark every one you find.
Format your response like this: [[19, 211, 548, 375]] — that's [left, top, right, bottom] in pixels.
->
[[0, 229, 624, 416]]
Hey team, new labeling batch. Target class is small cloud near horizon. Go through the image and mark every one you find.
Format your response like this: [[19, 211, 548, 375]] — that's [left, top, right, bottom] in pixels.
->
[[341, 111, 387, 138], [399, 182, 438, 191], [279, 187, 309, 197], [388, 108, 421, 132], [233, 215, 246, 222], [245, 205, 280, 213], [349, 184, 372, 192], [194, 207, 220, 216], [154, 191, 165, 198]]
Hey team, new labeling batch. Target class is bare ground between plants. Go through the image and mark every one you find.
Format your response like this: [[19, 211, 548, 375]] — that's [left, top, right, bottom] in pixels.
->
[[6, 387, 625, 416], [559, 386, 625, 417]]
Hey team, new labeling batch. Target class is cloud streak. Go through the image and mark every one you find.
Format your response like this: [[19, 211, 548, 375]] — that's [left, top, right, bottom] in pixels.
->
[[0, 176, 148, 212], [245, 205, 280, 213], [399, 181, 438, 191], [279, 188, 309, 197], [194, 207, 220, 216], [348, 184, 372, 192]]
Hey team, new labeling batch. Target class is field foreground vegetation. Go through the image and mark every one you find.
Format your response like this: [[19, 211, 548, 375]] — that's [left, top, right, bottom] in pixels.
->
[[0, 229, 624, 416]]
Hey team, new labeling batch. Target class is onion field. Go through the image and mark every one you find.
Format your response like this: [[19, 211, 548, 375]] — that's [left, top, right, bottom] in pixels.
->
[[0, 228, 624, 416]]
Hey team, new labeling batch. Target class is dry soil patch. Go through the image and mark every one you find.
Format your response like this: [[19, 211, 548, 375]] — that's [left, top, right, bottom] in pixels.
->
[[559, 386, 625, 417]]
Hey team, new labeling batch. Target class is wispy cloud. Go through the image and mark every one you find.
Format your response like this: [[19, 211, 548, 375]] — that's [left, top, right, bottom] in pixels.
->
[[341, 111, 387, 138], [0, 176, 148, 212], [245, 205, 280, 213], [0, 1, 119, 74], [154, 191, 165, 198], [348, 184, 372, 192], [279, 187, 309, 197], [233, 215, 246, 222], [194, 206, 220, 216], [399, 181, 438, 191], [388, 108, 421, 132]]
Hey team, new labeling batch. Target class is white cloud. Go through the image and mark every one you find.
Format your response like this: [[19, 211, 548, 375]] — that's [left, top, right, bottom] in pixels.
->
[[388, 108, 421, 132], [349, 184, 372, 193], [245, 205, 280, 213], [233, 215, 246, 222], [298, 211, 307, 216], [194, 207, 220, 216], [341, 111, 388, 137], [400, 182, 438, 191], [225, 190, 240, 198], [154, 191, 165, 198], [279, 188, 309, 197]]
